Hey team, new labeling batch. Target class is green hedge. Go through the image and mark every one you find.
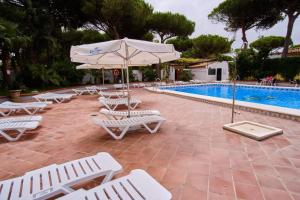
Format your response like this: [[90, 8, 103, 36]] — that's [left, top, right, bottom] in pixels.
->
[[262, 57, 300, 81]]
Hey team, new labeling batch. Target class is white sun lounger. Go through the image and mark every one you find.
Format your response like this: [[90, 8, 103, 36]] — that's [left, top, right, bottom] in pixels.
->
[[0, 120, 40, 142], [99, 97, 141, 111], [86, 86, 108, 92], [113, 84, 126, 89], [0, 152, 122, 200], [57, 169, 172, 200], [72, 88, 97, 95], [98, 91, 128, 99], [33, 92, 75, 103], [0, 101, 49, 117], [91, 114, 165, 139], [0, 115, 42, 123], [100, 108, 160, 120]]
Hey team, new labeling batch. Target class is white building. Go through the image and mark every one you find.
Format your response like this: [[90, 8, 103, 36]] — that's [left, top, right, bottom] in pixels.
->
[[169, 60, 229, 81]]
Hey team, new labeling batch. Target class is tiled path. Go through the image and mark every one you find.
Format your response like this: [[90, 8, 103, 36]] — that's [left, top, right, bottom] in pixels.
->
[[0, 89, 300, 200]]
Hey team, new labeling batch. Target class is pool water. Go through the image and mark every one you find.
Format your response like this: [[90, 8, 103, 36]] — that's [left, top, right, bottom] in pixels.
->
[[161, 84, 300, 110]]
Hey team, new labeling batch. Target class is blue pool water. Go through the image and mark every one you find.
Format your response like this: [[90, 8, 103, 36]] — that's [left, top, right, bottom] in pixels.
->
[[161, 84, 300, 110]]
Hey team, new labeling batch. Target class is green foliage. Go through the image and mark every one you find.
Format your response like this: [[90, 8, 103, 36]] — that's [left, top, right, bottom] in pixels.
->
[[235, 48, 300, 81], [209, 0, 281, 48], [148, 12, 195, 43], [262, 57, 300, 80], [82, 0, 153, 39], [140, 67, 156, 81], [291, 44, 300, 49], [235, 48, 261, 79], [179, 70, 193, 81], [167, 37, 193, 52], [250, 36, 288, 58], [191, 35, 232, 58]]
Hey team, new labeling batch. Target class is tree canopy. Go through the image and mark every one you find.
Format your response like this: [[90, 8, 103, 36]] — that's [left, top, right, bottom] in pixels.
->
[[209, 0, 281, 49], [148, 12, 195, 43], [166, 37, 193, 52], [82, 0, 153, 39], [250, 36, 289, 58], [190, 35, 232, 58], [268, 0, 300, 57]]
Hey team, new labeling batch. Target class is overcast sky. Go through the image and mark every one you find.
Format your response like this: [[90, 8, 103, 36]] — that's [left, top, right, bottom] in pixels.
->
[[145, 0, 300, 48]]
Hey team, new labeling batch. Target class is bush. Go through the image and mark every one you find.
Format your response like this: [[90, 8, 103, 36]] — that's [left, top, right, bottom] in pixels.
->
[[179, 70, 193, 81], [262, 57, 300, 81], [140, 67, 156, 81]]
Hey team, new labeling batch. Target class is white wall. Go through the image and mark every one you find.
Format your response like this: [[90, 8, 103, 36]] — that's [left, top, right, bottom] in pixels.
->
[[169, 66, 176, 81], [132, 70, 143, 81], [191, 61, 229, 81]]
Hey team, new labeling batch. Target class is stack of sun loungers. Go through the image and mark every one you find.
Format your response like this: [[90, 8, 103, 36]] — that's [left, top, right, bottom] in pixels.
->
[[98, 97, 141, 111], [0, 152, 172, 200], [95, 90, 165, 139], [0, 115, 42, 142]]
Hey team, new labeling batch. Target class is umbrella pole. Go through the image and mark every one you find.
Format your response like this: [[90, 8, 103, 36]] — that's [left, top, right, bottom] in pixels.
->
[[102, 68, 104, 86], [124, 44, 131, 117], [121, 67, 125, 91]]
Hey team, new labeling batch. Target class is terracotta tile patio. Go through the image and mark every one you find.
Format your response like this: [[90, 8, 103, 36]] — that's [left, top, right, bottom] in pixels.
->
[[1, 89, 300, 200]]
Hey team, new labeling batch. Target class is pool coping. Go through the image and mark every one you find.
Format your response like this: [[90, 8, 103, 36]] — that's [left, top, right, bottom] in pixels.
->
[[146, 83, 300, 122]]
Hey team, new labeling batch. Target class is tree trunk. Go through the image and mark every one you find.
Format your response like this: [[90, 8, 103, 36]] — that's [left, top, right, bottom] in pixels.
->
[[282, 13, 296, 58], [1, 47, 12, 88], [112, 26, 120, 39], [241, 27, 248, 49]]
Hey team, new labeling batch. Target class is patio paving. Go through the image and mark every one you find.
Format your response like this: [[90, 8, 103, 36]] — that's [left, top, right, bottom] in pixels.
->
[[0, 89, 300, 200]]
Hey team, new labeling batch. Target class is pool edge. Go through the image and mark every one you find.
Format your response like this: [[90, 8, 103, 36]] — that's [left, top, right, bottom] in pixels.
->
[[145, 85, 300, 122]]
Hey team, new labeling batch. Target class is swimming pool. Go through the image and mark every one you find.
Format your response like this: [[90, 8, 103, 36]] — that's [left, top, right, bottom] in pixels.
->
[[160, 84, 300, 110]]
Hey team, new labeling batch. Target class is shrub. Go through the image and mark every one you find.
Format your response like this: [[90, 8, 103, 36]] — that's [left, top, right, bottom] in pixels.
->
[[179, 70, 193, 81], [262, 57, 300, 81], [140, 67, 156, 81]]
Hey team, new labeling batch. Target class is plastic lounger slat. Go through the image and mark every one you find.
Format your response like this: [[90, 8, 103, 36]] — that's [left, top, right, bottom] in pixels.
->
[[103, 185, 121, 200], [31, 172, 42, 195], [112, 182, 135, 200], [85, 157, 101, 172], [41, 170, 51, 191], [121, 179, 145, 200], [57, 166, 70, 183], [10, 178, 23, 200], [72, 161, 86, 178], [0, 180, 13, 200], [21, 174, 33, 198], [93, 190, 109, 200], [49, 166, 61, 187], [63, 163, 78, 180]]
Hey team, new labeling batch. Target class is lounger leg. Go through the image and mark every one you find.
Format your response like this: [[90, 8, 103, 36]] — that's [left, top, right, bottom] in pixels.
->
[[0, 129, 26, 142], [0, 109, 15, 117], [112, 104, 119, 111], [103, 103, 113, 111], [128, 102, 139, 110], [103, 126, 129, 140], [143, 120, 164, 134], [23, 107, 35, 115], [101, 171, 115, 183]]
